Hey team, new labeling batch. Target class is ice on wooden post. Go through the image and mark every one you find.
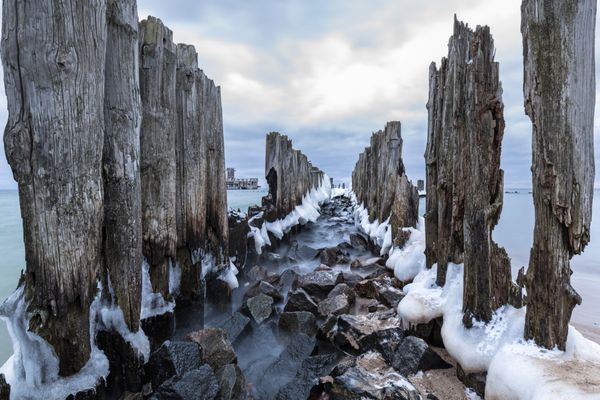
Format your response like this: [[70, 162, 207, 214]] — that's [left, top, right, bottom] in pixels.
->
[[350, 122, 421, 282]]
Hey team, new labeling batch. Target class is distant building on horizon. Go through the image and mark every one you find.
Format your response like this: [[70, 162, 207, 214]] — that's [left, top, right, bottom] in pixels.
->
[[226, 168, 260, 190]]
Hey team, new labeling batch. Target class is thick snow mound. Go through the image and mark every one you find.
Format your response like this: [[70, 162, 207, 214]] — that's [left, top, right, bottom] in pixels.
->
[[249, 174, 332, 255], [398, 261, 600, 398], [486, 328, 600, 399], [351, 193, 425, 283], [385, 217, 426, 282]]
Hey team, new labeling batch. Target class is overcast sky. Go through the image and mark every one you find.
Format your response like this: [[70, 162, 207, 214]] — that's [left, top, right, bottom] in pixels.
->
[[0, 0, 598, 189]]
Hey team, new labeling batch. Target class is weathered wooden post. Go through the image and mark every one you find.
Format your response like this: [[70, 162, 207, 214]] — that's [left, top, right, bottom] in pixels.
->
[[139, 17, 177, 298], [1, 0, 107, 375], [461, 25, 511, 325], [104, 0, 143, 332], [424, 18, 512, 324], [351, 122, 419, 247], [521, 0, 596, 349], [263, 132, 325, 222], [175, 44, 208, 303], [175, 43, 229, 305], [424, 63, 440, 270]]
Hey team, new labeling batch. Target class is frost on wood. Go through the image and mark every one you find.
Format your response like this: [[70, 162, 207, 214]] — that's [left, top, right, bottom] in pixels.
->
[[1, 0, 107, 375], [103, 0, 143, 333], [352, 121, 419, 248], [425, 18, 512, 325], [175, 43, 229, 303], [521, 0, 596, 350], [139, 16, 177, 299]]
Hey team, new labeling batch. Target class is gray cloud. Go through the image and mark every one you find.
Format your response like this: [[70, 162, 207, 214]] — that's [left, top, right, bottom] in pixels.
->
[[0, 1, 598, 190]]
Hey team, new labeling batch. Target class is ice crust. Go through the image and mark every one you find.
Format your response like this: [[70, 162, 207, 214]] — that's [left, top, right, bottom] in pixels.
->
[[248, 174, 332, 255], [397, 262, 600, 398], [0, 278, 150, 400], [141, 260, 175, 319], [351, 193, 426, 282]]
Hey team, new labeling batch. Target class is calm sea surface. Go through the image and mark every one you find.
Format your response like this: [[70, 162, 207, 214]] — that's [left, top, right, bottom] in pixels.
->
[[0, 188, 597, 363]]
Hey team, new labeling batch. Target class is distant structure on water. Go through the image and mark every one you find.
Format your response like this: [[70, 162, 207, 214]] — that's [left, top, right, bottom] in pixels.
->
[[417, 179, 426, 197], [226, 168, 260, 190]]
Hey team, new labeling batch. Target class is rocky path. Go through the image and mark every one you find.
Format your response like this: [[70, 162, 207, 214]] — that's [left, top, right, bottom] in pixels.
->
[[140, 195, 469, 400]]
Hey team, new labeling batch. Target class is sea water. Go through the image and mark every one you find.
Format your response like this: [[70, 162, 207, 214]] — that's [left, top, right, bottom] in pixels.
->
[[0, 188, 597, 364]]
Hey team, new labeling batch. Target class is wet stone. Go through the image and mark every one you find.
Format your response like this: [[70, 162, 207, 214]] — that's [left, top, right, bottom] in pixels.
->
[[328, 283, 355, 303], [259, 281, 284, 301], [278, 311, 317, 336], [379, 286, 405, 308], [349, 233, 368, 249], [153, 365, 219, 400], [246, 293, 274, 323], [391, 336, 451, 376], [215, 363, 247, 400], [294, 270, 343, 299], [318, 294, 351, 317], [296, 244, 319, 260], [215, 312, 251, 344], [358, 327, 405, 364], [254, 333, 317, 400], [246, 265, 268, 282], [319, 246, 344, 266], [325, 352, 421, 400], [278, 269, 298, 289], [275, 353, 338, 400], [186, 328, 237, 371], [145, 341, 203, 390], [284, 288, 319, 315]]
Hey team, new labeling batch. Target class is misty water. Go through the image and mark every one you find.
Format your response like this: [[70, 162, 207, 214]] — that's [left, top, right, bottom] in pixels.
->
[[0, 188, 598, 365]]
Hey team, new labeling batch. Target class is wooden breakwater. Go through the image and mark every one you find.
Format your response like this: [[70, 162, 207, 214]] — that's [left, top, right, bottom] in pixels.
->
[[1, 2, 228, 396]]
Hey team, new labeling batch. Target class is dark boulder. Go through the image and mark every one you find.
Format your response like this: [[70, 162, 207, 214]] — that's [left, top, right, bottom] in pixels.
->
[[284, 288, 319, 315], [328, 283, 355, 303], [296, 245, 319, 260], [246, 265, 268, 282], [186, 328, 237, 370], [318, 246, 349, 266], [246, 293, 274, 323], [259, 281, 284, 301], [278, 269, 298, 289], [215, 312, 251, 344], [317, 294, 351, 317], [349, 233, 368, 249], [358, 327, 405, 364], [278, 311, 317, 336], [323, 352, 421, 400], [391, 336, 451, 376], [215, 363, 247, 400], [327, 312, 400, 353], [254, 333, 317, 399], [275, 353, 338, 400], [145, 341, 203, 389], [153, 365, 219, 400], [294, 270, 343, 299], [378, 286, 405, 308]]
